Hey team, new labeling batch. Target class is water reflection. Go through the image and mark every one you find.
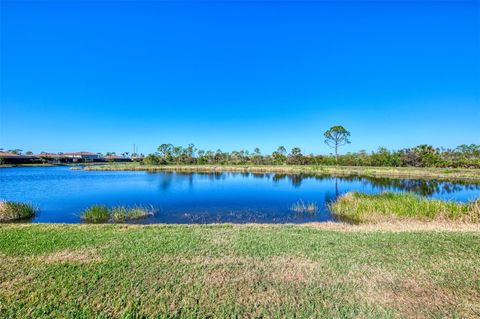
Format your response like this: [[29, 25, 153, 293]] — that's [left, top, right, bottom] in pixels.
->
[[153, 171, 480, 197]]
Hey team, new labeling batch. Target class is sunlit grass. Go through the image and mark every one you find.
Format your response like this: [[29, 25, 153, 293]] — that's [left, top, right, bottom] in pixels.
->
[[0, 201, 36, 222], [330, 192, 480, 224], [0, 224, 478, 318]]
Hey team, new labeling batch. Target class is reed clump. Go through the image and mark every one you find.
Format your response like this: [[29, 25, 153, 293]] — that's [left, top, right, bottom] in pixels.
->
[[0, 201, 36, 222], [290, 200, 319, 214], [111, 205, 154, 222], [81, 205, 154, 223], [81, 205, 110, 223], [330, 192, 480, 224]]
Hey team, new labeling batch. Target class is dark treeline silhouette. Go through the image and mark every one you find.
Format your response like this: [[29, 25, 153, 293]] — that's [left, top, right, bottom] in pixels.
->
[[142, 143, 480, 168]]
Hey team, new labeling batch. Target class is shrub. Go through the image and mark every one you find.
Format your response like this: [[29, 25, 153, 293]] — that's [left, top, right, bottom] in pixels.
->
[[0, 201, 36, 222]]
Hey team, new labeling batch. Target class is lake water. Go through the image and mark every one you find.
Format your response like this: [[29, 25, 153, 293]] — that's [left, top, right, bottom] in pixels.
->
[[1, 166, 479, 223]]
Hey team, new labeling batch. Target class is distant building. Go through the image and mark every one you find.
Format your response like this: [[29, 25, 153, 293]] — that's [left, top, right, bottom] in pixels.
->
[[0, 152, 40, 164], [104, 155, 131, 162], [63, 152, 100, 162]]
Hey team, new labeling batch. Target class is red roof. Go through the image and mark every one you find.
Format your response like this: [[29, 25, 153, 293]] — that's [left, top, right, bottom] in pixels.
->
[[63, 152, 97, 156], [0, 152, 20, 157], [34, 153, 63, 157]]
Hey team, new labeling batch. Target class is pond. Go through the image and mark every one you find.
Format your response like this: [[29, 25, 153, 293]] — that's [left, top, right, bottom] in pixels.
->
[[1, 166, 479, 223]]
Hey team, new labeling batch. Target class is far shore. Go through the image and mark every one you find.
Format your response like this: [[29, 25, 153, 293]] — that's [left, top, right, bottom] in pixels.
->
[[78, 163, 480, 181]]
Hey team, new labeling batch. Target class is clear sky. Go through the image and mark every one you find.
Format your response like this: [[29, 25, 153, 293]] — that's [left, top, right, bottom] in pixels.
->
[[1, 0, 479, 155]]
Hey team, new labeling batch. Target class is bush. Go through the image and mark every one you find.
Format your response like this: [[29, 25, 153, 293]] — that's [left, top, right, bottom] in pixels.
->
[[0, 201, 36, 222]]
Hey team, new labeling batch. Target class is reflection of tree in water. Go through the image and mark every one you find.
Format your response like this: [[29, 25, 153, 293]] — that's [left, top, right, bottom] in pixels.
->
[[272, 174, 287, 183], [252, 173, 267, 179], [152, 171, 174, 191], [362, 177, 480, 196], [271, 174, 304, 188], [153, 171, 480, 196]]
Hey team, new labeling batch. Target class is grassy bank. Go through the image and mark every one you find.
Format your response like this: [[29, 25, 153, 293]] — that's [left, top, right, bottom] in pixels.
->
[[331, 192, 480, 224], [81, 164, 480, 181], [0, 224, 479, 318]]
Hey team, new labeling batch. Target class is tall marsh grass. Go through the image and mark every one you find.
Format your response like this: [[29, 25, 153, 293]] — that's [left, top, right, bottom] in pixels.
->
[[111, 205, 154, 222], [0, 201, 36, 222], [81, 205, 110, 223], [330, 192, 480, 224], [81, 205, 154, 223]]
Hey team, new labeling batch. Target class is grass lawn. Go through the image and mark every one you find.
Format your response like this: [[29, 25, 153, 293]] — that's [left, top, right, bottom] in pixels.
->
[[1, 224, 479, 318], [81, 164, 480, 181]]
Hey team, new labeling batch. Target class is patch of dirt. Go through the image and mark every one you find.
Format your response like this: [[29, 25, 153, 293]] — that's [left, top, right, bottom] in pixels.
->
[[36, 249, 101, 264], [298, 221, 480, 232], [350, 265, 480, 318]]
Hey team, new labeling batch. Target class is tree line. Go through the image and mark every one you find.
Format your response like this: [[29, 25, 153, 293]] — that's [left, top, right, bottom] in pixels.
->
[[142, 143, 480, 168]]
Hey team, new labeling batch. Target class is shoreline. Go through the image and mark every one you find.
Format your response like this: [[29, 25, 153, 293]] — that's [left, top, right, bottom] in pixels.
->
[[80, 164, 480, 181], [3, 221, 479, 232]]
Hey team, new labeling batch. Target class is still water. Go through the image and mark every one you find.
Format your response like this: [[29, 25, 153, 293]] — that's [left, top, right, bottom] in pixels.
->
[[1, 167, 479, 223]]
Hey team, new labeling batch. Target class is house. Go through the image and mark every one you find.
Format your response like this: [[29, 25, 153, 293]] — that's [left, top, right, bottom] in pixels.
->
[[63, 152, 100, 162], [104, 155, 131, 162], [0, 152, 41, 164]]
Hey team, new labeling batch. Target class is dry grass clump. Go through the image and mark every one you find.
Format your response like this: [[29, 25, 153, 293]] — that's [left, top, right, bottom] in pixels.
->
[[290, 200, 319, 214], [0, 201, 35, 222], [330, 192, 480, 224]]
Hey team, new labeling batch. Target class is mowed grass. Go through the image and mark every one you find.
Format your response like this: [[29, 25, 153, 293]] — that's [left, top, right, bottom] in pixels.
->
[[0, 224, 479, 318], [331, 192, 480, 224]]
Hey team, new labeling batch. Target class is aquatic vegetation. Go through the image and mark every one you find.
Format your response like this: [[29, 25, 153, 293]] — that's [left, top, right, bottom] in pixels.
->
[[81, 205, 110, 223], [0, 201, 35, 222], [330, 192, 480, 224], [290, 200, 318, 214], [111, 205, 154, 222], [82, 205, 154, 223]]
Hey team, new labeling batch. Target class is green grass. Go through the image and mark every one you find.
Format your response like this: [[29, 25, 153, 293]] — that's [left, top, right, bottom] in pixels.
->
[[330, 192, 480, 224], [82, 205, 154, 223], [81, 205, 110, 223], [0, 224, 479, 318], [111, 205, 154, 222], [82, 164, 480, 181], [0, 201, 35, 222]]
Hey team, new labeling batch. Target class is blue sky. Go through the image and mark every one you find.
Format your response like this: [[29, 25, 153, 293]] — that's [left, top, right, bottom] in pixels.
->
[[1, 0, 479, 155]]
